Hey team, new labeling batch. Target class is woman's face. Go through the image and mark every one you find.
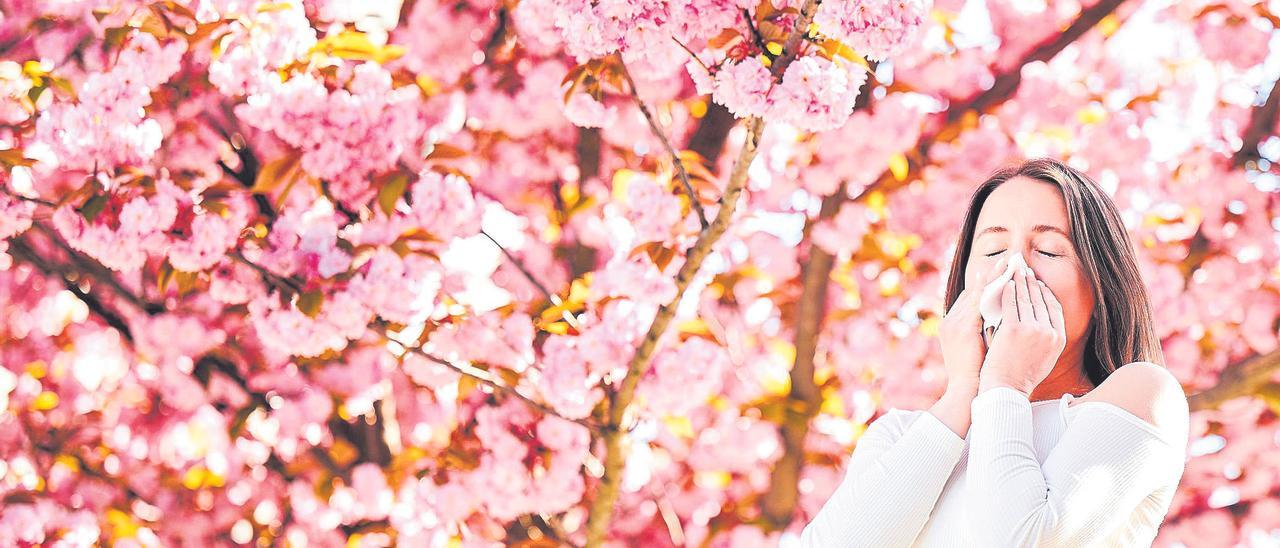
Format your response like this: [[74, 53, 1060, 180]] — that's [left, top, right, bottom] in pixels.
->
[[964, 176, 1095, 351]]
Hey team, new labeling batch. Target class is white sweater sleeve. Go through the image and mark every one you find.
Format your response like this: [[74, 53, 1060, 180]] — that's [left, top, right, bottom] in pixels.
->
[[798, 408, 967, 548], [965, 386, 1187, 547]]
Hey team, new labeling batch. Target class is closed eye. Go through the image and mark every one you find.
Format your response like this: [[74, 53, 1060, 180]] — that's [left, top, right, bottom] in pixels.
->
[[983, 250, 1062, 258]]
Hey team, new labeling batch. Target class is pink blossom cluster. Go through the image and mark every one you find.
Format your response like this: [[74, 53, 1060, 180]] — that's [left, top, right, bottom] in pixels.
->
[[591, 255, 679, 304], [401, 349, 461, 389], [535, 299, 653, 418], [1193, 4, 1271, 70], [259, 203, 352, 280], [619, 172, 688, 244], [234, 62, 426, 189], [346, 248, 443, 325], [247, 287, 371, 358], [350, 169, 483, 248], [800, 93, 928, 194], [263, 387, 334, 461], [413, 400, 589, 523], [208, 258, 268, 305], [687, 408, 782, 473], [813, 0, 931, 61], [531, 0, 752, 75], [402, 170, 483, 242], [0, 499, 101, 546], [424, 309, 536, 373], [467, 60, 574, 138], [392, 0, 499, 85], [207, 1, 318, 97], [30, 32, 186, 170], [0, 191, 35, 270], [249, 222, 452, 356], [51, 177, 181, 272], [561, 92, 619, 128], [536, 333, 607, 419], [313, 346, 393, 418], [637, 336, 730, 415], [812, 202, 873, 257], [0, 61, 33, 125], [166, 209, 247, 272], [705, 55, 869, 132]]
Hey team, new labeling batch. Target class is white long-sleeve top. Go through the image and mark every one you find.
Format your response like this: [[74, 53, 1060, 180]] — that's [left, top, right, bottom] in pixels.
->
[[797, 386, 1188, 547]]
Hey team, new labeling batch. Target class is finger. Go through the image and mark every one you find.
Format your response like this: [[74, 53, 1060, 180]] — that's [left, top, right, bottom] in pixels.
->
[[1001, 277, 1016, 328], [1040, 280, 1066, 332], [1015, 265, 1031, 322], [1028, 278, 1051, 329]]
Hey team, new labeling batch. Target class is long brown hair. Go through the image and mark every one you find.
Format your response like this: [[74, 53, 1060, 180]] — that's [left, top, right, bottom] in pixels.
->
[[942, 157, 1166, 387]]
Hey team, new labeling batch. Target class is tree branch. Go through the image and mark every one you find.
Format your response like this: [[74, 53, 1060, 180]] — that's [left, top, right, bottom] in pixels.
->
[[618, 58, 710, 230], [583, 1, 823, 545], [760, 183, 845, 529], [1187, 342, 1280, 412], [1231, 71, 1280, 170], [576, 127, 601, 182], [7, 235, 137, 343]]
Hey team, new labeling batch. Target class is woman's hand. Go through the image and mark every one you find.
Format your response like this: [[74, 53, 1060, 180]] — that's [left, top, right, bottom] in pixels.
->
[[977, 263, 1067, 396], [939, 255, 1010, 394]]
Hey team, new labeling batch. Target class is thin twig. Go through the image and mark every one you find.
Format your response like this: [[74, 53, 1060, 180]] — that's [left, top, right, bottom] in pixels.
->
[[229, 250, 303, 292], [29, 223, 165, 314], [0, 185, 56, 208], [8, 235, 136, 342], [618, 58, 710, 231], [671, 36, 709, 73], [382, 323, 605, 434], [743, 9, 768, 53], [480, 229, 582, 331], [481, 229, 552, 299]]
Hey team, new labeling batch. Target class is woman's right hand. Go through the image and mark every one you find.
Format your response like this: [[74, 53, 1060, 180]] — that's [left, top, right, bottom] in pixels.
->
[[938, 255, 1010, 394]]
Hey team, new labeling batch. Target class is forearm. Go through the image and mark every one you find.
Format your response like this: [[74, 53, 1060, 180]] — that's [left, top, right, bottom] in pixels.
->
[[799, 405, 967, 547], [929, 383, 977, 439], [964, 385, 1054, 546]]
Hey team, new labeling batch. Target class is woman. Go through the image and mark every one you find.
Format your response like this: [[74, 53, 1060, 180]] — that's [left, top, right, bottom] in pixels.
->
[[798, 158, 1190, 547]]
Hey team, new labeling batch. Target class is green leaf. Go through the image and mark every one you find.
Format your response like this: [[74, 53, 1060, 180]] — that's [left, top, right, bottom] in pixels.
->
[[102, 26, 131, 54], [377, 172, 409, 216], [494, 366, 523, 388], [175, 269, 199, 295], [80, 194, 108, 222], [297, 289, 324, 318], [157, 260, 175, 293], [311, 29, 405, 64], [423, 142, 467, 161], [0, 149, 35, 168], [229, 404, 258, 437], [251, 151, 301, 194]]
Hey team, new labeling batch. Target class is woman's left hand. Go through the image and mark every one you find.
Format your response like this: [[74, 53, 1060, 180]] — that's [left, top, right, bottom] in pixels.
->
[[977, 263, 1067, 396]]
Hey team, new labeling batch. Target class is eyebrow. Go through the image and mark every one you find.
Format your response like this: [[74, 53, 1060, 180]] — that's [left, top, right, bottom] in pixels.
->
[[975, 224, 1070, 239]]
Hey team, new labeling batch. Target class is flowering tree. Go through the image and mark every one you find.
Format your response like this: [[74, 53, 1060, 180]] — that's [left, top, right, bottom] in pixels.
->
[[0, 0, 1278, 545]]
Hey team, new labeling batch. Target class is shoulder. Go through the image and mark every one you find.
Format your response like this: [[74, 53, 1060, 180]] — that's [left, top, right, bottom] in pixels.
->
[[1084, 361, 1189, 442]]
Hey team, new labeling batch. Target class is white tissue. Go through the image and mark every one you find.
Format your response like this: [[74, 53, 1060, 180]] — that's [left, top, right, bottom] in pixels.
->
[[979, 250, 1028, 345]]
